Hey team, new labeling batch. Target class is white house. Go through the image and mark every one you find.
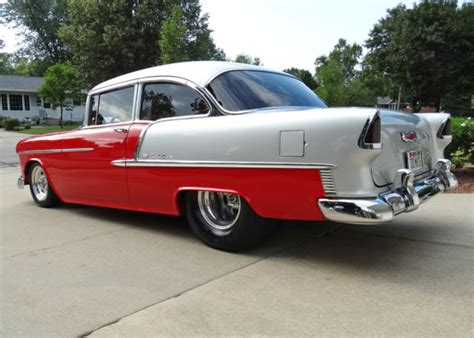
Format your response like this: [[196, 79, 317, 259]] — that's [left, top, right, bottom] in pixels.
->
[[0, 75, 85, 123]]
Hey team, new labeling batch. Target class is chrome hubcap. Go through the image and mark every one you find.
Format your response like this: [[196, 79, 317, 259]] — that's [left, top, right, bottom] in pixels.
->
[[31, 166, 48, 202], [197, 191, 241, 231]]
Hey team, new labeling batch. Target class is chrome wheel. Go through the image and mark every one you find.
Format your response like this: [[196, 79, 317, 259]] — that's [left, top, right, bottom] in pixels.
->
[[197, 191, 241, 231], [31, 165, 48, 202]]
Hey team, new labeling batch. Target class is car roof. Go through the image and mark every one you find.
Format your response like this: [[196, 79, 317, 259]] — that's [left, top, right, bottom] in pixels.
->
[[91, 61, 291, 92]]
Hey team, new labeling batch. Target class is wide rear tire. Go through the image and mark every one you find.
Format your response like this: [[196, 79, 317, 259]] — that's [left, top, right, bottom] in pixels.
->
[[29, 163, 61, 208], [185, 191, 275, 252]]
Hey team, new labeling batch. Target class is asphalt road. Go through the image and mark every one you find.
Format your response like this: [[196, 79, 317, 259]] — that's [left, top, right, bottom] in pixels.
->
[[1, 161, 473, 337]]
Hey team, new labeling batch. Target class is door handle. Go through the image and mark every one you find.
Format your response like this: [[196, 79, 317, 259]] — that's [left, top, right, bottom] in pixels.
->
[[114, 128, 128, 133]]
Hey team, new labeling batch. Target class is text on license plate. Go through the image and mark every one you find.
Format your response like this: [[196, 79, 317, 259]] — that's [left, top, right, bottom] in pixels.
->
[[406, 150, 423, 170]]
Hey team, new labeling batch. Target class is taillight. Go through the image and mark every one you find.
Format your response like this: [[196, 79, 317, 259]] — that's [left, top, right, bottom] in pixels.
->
[[437, 117, 452, 139], [359, 112, 382, 149]]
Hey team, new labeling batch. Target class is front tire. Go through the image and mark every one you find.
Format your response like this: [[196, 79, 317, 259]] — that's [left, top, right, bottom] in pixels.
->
[[29, 163, 60, 208], [185, 191, 275, 252]]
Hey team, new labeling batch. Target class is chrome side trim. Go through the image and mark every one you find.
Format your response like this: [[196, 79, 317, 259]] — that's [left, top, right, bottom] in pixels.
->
[[18, 148, 94, 155], [319, 168, 337, 196], [112, 159, 336, 169], [318, 159, 458, 224]]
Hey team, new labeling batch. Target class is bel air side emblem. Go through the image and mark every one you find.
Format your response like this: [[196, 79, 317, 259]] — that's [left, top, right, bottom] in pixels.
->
[[401, 131, 417, 143]]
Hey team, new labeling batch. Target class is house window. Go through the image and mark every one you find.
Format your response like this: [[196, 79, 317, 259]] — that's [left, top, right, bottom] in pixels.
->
[[24, 95, 30, 111], [43, 101, 51, 109], [9, 94, 23, 110], [1, 94, 7, 110], [36, 97, 42, 106]]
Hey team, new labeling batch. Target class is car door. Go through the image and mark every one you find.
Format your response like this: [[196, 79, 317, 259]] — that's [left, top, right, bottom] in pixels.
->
[[126, 81, 211, 212], [54, 86, 135, 205]]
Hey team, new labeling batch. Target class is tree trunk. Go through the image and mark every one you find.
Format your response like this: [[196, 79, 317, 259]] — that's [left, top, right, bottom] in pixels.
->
[[435, 97, 442, 112], [411, 97, 418, 113], [59, 106, 63, 129]]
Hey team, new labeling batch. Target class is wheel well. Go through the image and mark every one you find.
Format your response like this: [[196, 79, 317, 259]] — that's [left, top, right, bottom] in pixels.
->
[[24, 160, 39, 184], [176, 190, 189, 216]]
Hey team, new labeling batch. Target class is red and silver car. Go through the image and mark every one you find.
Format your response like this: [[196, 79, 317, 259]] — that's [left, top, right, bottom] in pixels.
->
[[16, 61, 458, 251]]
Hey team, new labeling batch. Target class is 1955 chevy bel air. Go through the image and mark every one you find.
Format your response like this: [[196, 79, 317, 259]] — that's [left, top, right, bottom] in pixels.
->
[[16, 61, 458, 251]]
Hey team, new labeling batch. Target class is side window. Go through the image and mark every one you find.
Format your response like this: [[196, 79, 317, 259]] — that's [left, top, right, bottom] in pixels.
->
[[140, 83, 209, 121], [87, 86, 134, 126]]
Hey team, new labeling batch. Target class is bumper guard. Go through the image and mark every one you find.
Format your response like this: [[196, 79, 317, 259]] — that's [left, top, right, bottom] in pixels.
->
[[318, 159, 458, 224]]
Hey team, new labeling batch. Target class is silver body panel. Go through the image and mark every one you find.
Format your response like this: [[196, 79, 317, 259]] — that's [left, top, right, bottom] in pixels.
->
[[137, 107, 385, 197]]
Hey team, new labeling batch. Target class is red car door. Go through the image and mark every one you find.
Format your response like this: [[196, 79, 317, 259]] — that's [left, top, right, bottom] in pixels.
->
[[50, 86, 135, 206]]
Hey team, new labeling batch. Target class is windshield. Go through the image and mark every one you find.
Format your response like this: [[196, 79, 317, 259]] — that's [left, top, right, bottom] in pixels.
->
[[207, 70, 327, 112]]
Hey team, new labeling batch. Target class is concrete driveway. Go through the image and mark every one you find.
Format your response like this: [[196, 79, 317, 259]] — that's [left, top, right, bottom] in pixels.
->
[[1, 164, 472, 337], [0, 130, 28, 167]]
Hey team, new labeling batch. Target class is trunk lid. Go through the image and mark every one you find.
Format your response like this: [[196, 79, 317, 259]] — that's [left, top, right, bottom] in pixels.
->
[[372, 110, 434, 187]]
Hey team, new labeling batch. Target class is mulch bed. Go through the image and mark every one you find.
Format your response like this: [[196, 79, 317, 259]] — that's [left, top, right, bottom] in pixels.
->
[[449, 167, 474, 193]]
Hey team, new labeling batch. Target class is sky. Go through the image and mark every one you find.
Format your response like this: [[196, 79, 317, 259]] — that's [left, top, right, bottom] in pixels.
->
[[1, 0, 421, 72]]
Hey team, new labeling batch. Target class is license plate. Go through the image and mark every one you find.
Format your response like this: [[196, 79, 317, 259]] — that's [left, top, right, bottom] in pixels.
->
[[406, 150, 423, 170]]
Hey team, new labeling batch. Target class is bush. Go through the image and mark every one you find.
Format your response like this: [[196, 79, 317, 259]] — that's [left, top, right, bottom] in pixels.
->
[[445, 117, 474, 168], [4, 118, 20, 131], [0, 116, 6, 128], [24, 125, 31, 130]]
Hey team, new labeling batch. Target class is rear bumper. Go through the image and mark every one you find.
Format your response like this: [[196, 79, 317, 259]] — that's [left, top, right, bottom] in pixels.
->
[[318, 159, 458, 224]]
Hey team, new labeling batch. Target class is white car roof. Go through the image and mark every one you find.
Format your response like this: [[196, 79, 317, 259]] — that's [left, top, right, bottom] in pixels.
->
[[91, 61, 290, 91]]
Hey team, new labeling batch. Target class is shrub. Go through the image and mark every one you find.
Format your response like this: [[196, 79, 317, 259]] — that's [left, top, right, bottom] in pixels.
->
[[4, 118, 20, 131], [24, 125, 31, 130], [445, 117, 474, 168], [0, 116, 6, 128]]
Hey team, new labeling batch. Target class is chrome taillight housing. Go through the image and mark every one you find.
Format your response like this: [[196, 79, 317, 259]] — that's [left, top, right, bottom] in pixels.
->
[[437, 117, 452, 139], [359, 112, 382, 149]]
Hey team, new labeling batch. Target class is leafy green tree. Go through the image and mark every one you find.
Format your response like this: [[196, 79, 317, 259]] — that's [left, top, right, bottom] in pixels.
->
[[315, 59, 345, 106], [160, 5, 224, 64], [0, 0, 69, 64], [60, 0, 224, 87], [315, 39, 362, 83], [160, 6, 189, 64], [283, 68, 318, 90], [365, 1, 474, 113], [234, 54, 262, 65], [38, 63, 83, 128], [0, 53, 15, 75]]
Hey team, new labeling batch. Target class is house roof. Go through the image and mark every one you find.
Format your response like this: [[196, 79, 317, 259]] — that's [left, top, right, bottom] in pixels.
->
[[377, 96, 393, 105], [92, 61, 291, 92], [0, 75, 44, 93]]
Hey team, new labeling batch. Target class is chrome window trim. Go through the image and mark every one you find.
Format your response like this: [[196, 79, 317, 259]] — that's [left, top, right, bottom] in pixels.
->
[[134, 76, 213, 121], [83, 83, 138, 128], [112, 159, 336, 169], [132, 77, 214, 160], [81, 121, 132, 130], [203, 69, 324, 115], [18, 148, 94, 155]]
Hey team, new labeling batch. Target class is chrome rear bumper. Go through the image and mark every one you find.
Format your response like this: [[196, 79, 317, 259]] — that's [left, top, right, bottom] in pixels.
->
[[318, 159, 458, 224], [17, 176, 25, 189]]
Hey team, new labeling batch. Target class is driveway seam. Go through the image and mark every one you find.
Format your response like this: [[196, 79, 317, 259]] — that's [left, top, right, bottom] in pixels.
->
[[80, 246, 290, 338], [3, 227, 130, 259], [81, 224, 344, 337]]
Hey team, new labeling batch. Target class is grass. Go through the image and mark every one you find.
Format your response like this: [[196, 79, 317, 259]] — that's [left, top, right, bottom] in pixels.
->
[[15, 124, 80, 135]]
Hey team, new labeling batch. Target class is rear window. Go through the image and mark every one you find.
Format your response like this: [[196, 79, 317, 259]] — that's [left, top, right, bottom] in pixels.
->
[[207, 70, 326, 112]]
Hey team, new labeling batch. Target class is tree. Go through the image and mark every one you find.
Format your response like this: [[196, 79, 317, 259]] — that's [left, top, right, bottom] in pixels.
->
[[315, 39, 362, 83], [38, 63, 83, 128], [160, 5, 224, 64], [0, 0, 69, 64], [365, 1, 474, 113], [234, 54, 262, 65], [283, 68, 318, 90], [60, 0, 224, 87], [315, 40, 376, 106]]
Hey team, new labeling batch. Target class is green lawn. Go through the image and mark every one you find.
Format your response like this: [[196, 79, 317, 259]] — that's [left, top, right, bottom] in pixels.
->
[[16, 124, 80, 135]]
